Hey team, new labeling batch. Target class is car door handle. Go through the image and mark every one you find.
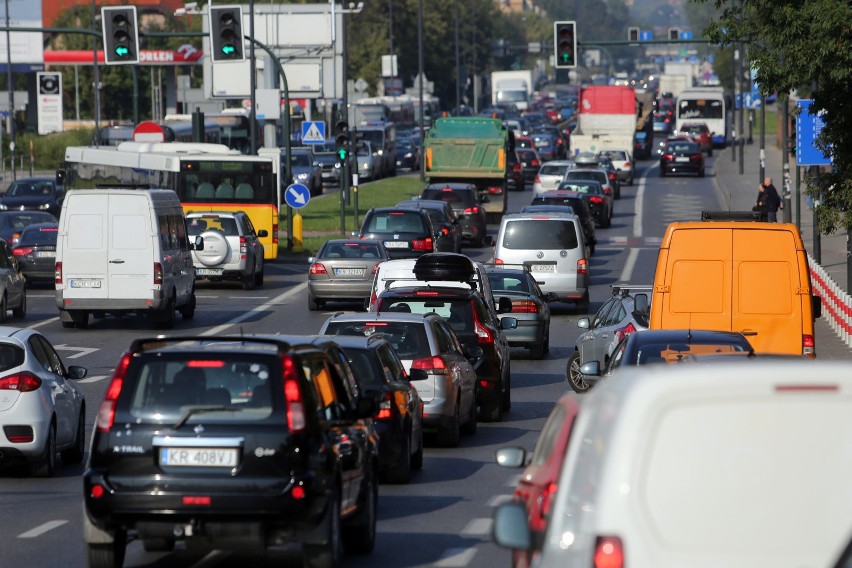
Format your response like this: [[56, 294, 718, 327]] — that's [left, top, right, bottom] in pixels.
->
[[109, 259, 125, 264]]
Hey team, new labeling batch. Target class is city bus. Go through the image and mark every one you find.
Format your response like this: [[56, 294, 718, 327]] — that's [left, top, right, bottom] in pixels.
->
[[61, 141, 280, 259], [675, 87, 730, 147], [98, 120, 221, 146]]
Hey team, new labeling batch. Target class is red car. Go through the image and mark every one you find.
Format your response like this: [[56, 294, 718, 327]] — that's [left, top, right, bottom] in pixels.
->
[[678, 121, 714, 156], [495, 392, 582, 567]]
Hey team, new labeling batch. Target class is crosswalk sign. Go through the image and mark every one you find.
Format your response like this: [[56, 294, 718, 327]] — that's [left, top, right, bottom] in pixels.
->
[[301, 121, 326, 145]]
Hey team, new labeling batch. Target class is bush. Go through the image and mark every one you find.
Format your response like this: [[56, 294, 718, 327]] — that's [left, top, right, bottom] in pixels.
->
[[17, 129, 94, 170]]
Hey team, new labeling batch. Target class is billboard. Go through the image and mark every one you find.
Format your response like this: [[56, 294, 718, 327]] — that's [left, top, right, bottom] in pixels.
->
[[0, 1, 44, 70]]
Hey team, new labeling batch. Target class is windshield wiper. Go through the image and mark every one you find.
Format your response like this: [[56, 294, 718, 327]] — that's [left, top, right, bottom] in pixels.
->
[[173, 405, 241, 429]]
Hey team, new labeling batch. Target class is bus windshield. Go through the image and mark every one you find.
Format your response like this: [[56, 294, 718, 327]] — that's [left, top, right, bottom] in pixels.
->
[[677, 98, 724, 120]]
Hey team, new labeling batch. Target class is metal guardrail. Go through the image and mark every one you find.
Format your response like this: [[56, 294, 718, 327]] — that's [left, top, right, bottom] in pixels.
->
[[808, 253, 852, 350]]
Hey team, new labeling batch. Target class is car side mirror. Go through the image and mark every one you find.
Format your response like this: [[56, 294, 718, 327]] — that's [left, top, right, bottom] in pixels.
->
[[577, 317, 591, 329], [351, 231, 359, 237], [483, 235, 495, 247], [408, 368, 429, 381], [492, 502, 532, 552], [499, 316, 518, 330], [192, 236, 204, 251], [67, 365, 88, 380], [497, 296, 513, 314], [257, 229, 269, 238], [579, 360, 601, 376], [634, 293, 649, 315], [495, 446, 527, 469]]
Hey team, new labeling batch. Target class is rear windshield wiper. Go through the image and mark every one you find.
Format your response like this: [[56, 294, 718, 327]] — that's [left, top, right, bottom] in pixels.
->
[[173, 405, 241, 429]]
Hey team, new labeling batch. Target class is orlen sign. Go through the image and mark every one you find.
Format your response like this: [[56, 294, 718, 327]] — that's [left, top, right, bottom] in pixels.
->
[[43, 45, 203, 65]]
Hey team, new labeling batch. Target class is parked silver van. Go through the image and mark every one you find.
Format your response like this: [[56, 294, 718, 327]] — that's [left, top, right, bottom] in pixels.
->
[[492, 212, 589, 312], [54, 188, 199, 328]]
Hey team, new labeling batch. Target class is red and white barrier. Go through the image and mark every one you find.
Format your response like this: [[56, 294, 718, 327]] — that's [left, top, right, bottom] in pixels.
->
[[808, 253, 852, 349]]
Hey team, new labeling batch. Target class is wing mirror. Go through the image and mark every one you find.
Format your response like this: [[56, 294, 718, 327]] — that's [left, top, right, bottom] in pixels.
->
[[192, 236, 204, 251]]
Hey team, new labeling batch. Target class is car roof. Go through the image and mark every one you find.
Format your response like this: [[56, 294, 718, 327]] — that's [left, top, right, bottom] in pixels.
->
[[396, 199, 450, 211], [187, 211, 240, 218], [321, 238, 384, 246], [537, 190, 583, 197], [502, 211, 579, 221], [379, 285, 478, 299], [326, 312, 443, 324], [628, 329, 751, 344]]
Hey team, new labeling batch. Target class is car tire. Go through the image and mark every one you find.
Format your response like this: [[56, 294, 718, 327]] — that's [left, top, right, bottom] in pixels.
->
[[87, 534, 127, 568], [12, 289, 26, 318], [303, 485, 343, 568], [576, 290, 590, 313], [436, 399, 460, 447], [71, 310, 89, 329], [602, 214, 612, 229], [502, 367, 511, 412], [179, 291, 196, 320], [0, 294, 7, 324], [31, 422, 56, 477], [708, 148, 713, 157], [410, 424, 424, 471], [544, 328, 551, 353], [242, 264, 257, 291], [142, 537, 175, 552], [156, 295, 176, 329], [660, 169, 666, 177], [308, 294, 322, 311], [384, 436, 412, 484], [60, 409, 86, 465], [460, 394, 477, 436], [254, 264, 264, 287], [566, 351, 592, 394], [529, 341, 545, 360], [343, 472, 377, 554]]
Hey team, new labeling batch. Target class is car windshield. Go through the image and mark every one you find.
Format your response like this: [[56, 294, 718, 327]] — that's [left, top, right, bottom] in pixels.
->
[[325, 321, 430, 360], [379, 298, 472, 335], [290, 153, 312, 167], [366, 211, 426, 233], [539, 164, 570, 176], [421, 189, 476, 207], [565, 171, 607, 184], [187, 216, 238, 236], [7, 181, 54, 198], [558, 182, 599, 194], [19, 225, 58, 245], [601, 150, 628, 161], [502, 219, 579, 250], [633, 341, 750, 365], [320, 242, 383, 259], [667, 142, 699, 153]]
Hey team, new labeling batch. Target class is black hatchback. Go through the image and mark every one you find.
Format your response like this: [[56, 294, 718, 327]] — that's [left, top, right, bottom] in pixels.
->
[[11, 222, 58, 284], [355, 207, 438, 259], [84, 335, 380, 567]]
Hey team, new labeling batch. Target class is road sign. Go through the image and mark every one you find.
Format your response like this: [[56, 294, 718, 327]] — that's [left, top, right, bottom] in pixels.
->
[[639, 31, 653, 41], [796, 99, 832, 166], [285, 183, 311, 209], [301, 121, 326, 144], [36, 72, 63, 135], [132, 121, 166, 142]]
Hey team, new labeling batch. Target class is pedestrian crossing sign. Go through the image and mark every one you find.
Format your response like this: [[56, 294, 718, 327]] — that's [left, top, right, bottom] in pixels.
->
[[301, 121, 326, 145]]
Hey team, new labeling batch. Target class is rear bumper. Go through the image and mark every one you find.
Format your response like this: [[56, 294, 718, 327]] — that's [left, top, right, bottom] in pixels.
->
[[503, 319, 545, 345], [307, 281, 372, 300], [55, 290, 167, 311]]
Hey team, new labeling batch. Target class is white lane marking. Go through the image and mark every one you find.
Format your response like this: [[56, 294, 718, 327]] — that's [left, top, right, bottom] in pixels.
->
[[196, 295, 219, 298], [54, 344, 99, 359], [79, 374, 108, 384], [201, 283, 308, 337], [461, 518, 492, 536], [434, 547, 478, 567], [27, 317, 59, 330], [18, 520, 68, 538], [487, 494, 513, 507], [634, 174, 646, 238], [619, 247, 641, 284]]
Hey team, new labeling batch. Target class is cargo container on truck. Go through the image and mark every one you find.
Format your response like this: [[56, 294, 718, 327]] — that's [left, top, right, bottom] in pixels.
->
[[658, 74, 689, 98], [569, 86, 637, 156], [491, 70, 534, 111], [424, 117, 512, 223]]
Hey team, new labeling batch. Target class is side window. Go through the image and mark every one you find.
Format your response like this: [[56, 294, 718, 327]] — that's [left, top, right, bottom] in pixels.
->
[[167, 214, 180, 250], [27, 336, 55, 374], [175, 215, 188, 249], [329, 348, 360, 403], [244, 216, 257, 236], [376, 344, 404, 382], [303, 357, 345, 422], [158, 212, 170, 251], [36, 336, 66, 376], [431, 321, 453, 353], [474, 298, 493, 326], [591, 299, 616, 329], [605, 303, 627, 327]]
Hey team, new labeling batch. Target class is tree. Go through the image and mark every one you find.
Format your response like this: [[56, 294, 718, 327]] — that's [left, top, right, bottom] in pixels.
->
[[699, 0, 852, 234]]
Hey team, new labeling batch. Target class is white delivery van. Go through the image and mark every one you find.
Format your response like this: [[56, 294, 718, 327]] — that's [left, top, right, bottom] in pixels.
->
[[493, 360, 852, 568], [55, 188, 198, 328]]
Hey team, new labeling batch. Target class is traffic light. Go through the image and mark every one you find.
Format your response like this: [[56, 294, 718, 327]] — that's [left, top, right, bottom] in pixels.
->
[[209, 6, 245, 62], [669, 28, 680, 41], [554, 21, 577, 69], [102, 7, 139, 65], [628, 27, 640, 42], [335, 121, 350, 164]]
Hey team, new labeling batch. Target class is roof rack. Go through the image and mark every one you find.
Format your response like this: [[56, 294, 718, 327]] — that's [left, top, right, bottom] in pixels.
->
[[700, 210, 762, 221], [480, 262, 530, 272], [610, 284, 653, 297]]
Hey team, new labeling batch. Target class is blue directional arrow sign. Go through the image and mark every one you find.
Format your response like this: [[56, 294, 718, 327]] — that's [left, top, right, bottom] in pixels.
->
[[285, 183, 311, 209]]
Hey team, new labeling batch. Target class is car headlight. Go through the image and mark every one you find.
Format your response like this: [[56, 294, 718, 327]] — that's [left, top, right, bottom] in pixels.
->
[[38, 203, 50, 210], [404, 152, 413, 158], [297, 172, 308, 180], [361, 162, 369, 170], [0, 204, 6, 210], [377, 149, 384, 155]]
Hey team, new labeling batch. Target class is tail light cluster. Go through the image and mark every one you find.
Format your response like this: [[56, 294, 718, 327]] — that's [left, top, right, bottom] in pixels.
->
[[309, 262, 328, 275], [662, 153, 673, 161], [272, 222, 278, 245], [803, 334, 815, 358], [281, 354, 305, 433], [154, 262, 163, 285], [440, 226, 450, 237], [12, 247, 31, 256], [691, 154, 703, 161], [589, 196, 604, 204], [0, 372, 42, 392], [239, 236, 247, 258], [534, 175, 541, 184], [55, 261, 63, 285], [471, 301, 494, 344], [593, 536, 624, 568], [488, 186, 504, 195], [463, 206, 480, 215], [411, 355, 449, 375], [577, 258, 588, 275], [411, 238, 433, 251], [97, 353, 131, 432], [614, 322, 636, 343], [375, 391, 392, 420]]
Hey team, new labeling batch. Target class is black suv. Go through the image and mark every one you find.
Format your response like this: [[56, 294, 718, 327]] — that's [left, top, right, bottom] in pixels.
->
[[375, 284, 516, 422], [355, 207, 438, 259], [420, 183, 488, 248], [84, 335, 379, 568]]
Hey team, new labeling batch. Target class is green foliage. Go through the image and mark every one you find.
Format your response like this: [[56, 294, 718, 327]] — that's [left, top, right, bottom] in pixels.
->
[[697, 0, 852, 234], [19, 129, 94, 170]]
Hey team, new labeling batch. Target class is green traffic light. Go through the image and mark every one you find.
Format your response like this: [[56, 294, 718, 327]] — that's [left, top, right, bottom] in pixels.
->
[[222, 45, 236, 55], [115, 46, 130, 57], [337, 149, 348, 160]]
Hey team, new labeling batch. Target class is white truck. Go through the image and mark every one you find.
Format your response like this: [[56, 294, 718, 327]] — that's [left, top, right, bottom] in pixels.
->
[[491, 70, 534, 111], [658, 74, 689, 98], [569, 85, 637, 156]]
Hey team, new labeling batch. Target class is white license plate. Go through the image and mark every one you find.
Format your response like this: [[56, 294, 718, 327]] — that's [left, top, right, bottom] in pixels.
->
[[196, 268, 223, 276], [36, 251, 55, 258], [675, 156, 690, 162], [70, 279, 102, 288], [530, 264, 555, 272], [384, 241, 409, 249], [160, 447, 238, 467], [335, 268, 365, 276]]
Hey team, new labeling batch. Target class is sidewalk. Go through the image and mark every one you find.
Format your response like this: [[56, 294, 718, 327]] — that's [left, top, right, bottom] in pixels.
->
[[712, 136, 851, 359]]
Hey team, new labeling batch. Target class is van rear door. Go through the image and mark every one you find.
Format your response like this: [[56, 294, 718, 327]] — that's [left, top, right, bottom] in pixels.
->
[[108, 193, 155, 301], [732, 228, 803, 354], [62, 194, 110, 301]]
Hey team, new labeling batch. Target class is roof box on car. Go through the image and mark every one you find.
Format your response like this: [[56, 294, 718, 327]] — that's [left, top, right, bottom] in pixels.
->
[[413, 253, 475, 283]]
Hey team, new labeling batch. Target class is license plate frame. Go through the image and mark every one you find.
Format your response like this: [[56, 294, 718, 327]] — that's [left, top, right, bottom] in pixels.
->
[[334, 268, 366, 276], [196, 268, 223, 276], [530, 264, 556, 273], [36, 251, 56, 258], [69, 279, 102, 289], [160, 447, 239, 468], [383, 241, 409, 249], [675, 156, 690, 162]]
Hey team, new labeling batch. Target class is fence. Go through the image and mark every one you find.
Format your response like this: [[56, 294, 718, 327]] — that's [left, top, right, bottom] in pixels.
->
[[809, 253, 852, 349]]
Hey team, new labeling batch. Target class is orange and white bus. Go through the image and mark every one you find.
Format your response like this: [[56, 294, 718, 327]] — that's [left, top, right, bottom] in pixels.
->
[[61, 141, 280, 259]]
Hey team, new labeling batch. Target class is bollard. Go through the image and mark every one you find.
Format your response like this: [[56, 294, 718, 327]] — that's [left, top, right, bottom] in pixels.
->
[[293, 212, 304, 253]]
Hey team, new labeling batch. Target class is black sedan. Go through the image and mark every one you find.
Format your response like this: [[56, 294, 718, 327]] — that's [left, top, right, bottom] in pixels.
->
[[0, 178, 64, 218], [0, 210, 57, 246], [516, 147, 542, 187], [355, 207, 438, 259], [579, 329, 755, 379], [420, 183, 488, 248], [557, 180, 612, 228], [12, 222, 58, 284], [660, 139, 706, 177], [395, 139, 420, 171]]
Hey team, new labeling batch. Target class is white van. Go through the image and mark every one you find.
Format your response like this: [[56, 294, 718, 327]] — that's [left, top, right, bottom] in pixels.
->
[[493, 360, 852, 568], [54, 188, 198, 328]]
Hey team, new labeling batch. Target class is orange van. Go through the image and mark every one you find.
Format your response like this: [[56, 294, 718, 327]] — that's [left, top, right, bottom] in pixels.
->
[[650, 219, 821, 356]]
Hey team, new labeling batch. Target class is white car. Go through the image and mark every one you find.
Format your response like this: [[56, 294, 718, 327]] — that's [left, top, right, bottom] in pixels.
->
[[186, 211, 266, 290], [356, 140, 380, 181], [599, 147, 635, 185], [532, 160, 576, 196], [0, 327, 87, 476]]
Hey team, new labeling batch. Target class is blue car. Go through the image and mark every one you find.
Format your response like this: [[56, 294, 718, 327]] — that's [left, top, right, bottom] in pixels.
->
[[1, 177, 65, 218]]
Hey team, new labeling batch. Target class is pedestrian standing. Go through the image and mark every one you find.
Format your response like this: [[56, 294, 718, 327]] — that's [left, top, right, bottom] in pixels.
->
[[762, 177, 782, 222]]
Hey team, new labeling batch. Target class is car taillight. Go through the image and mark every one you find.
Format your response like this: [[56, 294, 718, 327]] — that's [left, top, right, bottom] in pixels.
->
[[97, 353, 130, 432], [541, 481, 558, 518], [10, 232, 20, 244], [412, 237, 433, 251], [511, 300, 538, 313], [369, 290, 378, 310], [154, 262, 163, 285], [441, 227, 450, 236], [691, 154, 702, 161], [593, 536, 624, 568], [272, 222, 278, 245], [803, 334, 815, 358], [411, 355, 449, 374], [512, 164, 522, 173], [624, 162, 631, 169], [534, 175, 541, 184], [614, 322, 636, 343], [472, 302, 494, 344], [12, 247, 31, 256], [375, 391, 392, 419], [463, 206, 480, 214], [488, 186, 503, 195], [239, 236, 247, 256], [577, 258, 588, 275], [55, 261, 62, 285], [608, 172, 617, 181], [590, 196, 604, 203], [309, 262, 328, 275], [281, 354, 306, 433], [0, 371, 42, 392], [662, 153, 673, 160], [371, 264, 379, 275], [494, 258, 504, 264]]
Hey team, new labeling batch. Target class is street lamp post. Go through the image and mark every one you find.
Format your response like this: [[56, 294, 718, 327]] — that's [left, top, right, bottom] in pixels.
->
[[5, 0, 14, 179]]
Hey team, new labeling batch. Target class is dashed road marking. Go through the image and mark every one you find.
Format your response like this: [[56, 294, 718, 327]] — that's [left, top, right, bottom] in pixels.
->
[[79, 375, 108, 384], [18, 520, 68, 538], [487, 494, 513, 507], [201, 283, 307, 337], [619, 247, 640, 284], [434, 547, 477, 567], [27, 317, 59, 330], [461, 518, 492, 536]]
